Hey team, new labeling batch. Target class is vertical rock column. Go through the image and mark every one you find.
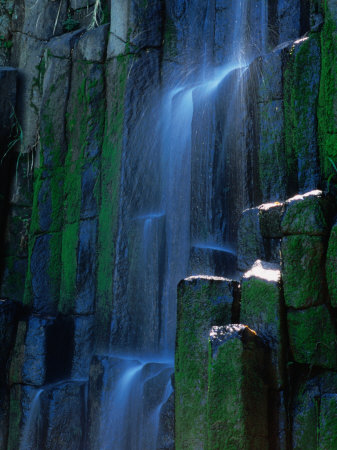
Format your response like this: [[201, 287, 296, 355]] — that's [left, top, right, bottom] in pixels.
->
[[175, 276, 239, 448], [208, 325, 269, 450]]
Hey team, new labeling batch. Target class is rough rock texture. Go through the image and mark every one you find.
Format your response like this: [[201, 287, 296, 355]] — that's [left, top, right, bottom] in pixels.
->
[[287, 305, 337, 369], [1, 0, 337, 449], [208, 324, 269, 450], [326, 220, 337, 307], [240, 260, 285, 388], [282, 235, 326, 309], [175, 276, 240, 449]]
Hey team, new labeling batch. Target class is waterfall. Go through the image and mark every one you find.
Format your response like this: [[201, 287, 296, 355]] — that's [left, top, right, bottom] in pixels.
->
[[102, 1, 269, 448]]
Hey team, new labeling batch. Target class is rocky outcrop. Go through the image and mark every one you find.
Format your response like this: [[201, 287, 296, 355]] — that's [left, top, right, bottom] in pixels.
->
[[1, 0, 337, 449], [176, 188, 337, 447]]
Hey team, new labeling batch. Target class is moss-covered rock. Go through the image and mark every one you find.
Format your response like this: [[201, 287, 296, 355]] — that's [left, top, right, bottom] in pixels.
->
[[318, 0, 337, 183], [319, 394, 337, 449], [292, 372, 337, 450], [259, 100, 287, 202], [287, 305, 337, 369], [326, 221, 337, 307], [281, 190, 335, 236], [208, 324, 269, 450], [292, 379, 320, 450], [282, 235, 325, 308], [240, 260, 285, 388], [175, 276, 239, 449], [284, 34, 321, 193], [258, 202, 285, 238]]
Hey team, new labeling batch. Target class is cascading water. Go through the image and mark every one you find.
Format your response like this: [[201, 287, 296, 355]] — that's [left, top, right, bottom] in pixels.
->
[[21, 2, 269, 449], [101, 2, 269, 449]]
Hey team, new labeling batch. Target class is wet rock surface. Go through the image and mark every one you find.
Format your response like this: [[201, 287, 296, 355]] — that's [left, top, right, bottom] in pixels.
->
[[1, 0, 337, 449]]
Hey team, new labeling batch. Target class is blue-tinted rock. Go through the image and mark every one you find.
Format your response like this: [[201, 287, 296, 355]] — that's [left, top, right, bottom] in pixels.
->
[[80, 162, 99, 220], [30, 234, 58, 315], [237, 207, 265, 271], [75, 218, 97, 314], [259, 100, 287, 202], [40, 381, 87, 450], [277, 0, 301, 43], [71, 315, 95, 379], [7, 384, 39, 450]]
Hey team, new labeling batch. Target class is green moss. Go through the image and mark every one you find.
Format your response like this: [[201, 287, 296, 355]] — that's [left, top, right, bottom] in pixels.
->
[[95, 56, 129, 349], [318, 2, 337, 183], [175, 278, 234, 449], [326, 223, 337, 307], [287, 305, 337, 369], [207, 333, 269, 450], [284, 33, 321, 190], [258, 100, 287, 200], [282, 235, 325, 309], [319, 394, 337, 449]]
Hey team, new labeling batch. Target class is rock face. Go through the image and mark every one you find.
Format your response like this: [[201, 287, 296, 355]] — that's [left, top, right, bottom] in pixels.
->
[[208, 325, 269, 450], [0, 0, 337, 449], [175, 276, 240, 448]]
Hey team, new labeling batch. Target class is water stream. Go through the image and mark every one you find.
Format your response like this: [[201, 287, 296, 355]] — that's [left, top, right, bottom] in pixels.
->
[[20, 1, 269, 448], [104, 1, 269, 448]]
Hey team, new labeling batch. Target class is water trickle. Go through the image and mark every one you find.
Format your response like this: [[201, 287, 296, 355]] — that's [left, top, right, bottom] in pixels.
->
[[99, 357, 173, 450], [20, 389, 44, 450]]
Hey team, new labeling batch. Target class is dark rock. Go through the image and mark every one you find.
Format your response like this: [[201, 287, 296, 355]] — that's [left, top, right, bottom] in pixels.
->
[[71, 0, 95, 9], [4, 206, 31, 258], [319, 394, 337, 448], [1, 256, 27, 302], [277, 0, 301, 43], [292, 372, 337, 449], [30, 234, 60, 315], [71, 315, 95, 379], [286, 35, 321, 193], [156, 391, 174, 450], [80, 162, 99, 220], [0, 299, 19, 381], [9, 153, 34, 207], [257, 49, 283, 103], [75, 218, 97, 315], [10, 317, 52, 386], [287, 305, 337, 369], [175, 276, 238, 448], [282, 235, 326, 308], [7, 384, 39, 450], [241, 260, 285, 388], [259, 100, 287, 202], [189, 245, 237, 278], [326, 221, 337, 307], [237, 207, 265, 271], [40, 31, 83, 170], [258, 201, 285, 238], [10, 33, 46, 154], [0, 67, 17, 144], [208, 324, 269, 449], [39, 380, 87, 450]]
